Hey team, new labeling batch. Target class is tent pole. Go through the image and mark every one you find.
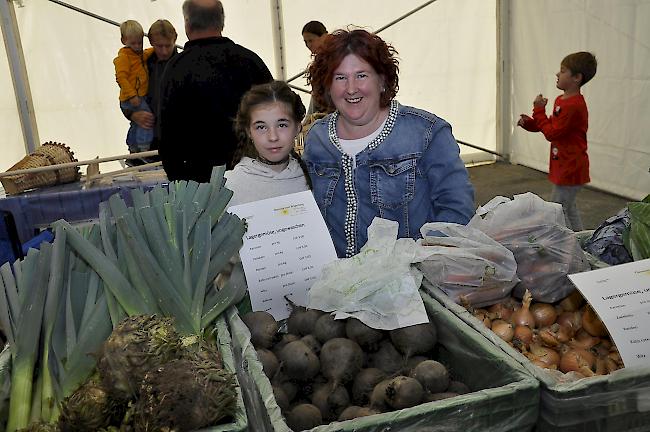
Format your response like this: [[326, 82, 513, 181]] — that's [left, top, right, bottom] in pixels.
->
[[0, 0, 39, 154], [373, 0, 438, 33], [496, 0, 511, 162], [270, 0, 286, 80]]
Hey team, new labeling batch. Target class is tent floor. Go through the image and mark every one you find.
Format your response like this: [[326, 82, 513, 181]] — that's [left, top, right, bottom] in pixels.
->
[[467, 161, 630, 230]]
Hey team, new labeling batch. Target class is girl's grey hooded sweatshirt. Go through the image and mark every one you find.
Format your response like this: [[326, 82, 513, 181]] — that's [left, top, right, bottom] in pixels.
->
[[224, 156, 310, 208]]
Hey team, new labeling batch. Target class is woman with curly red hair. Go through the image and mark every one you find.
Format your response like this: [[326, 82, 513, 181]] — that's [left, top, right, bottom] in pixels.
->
[[303, 29, 475, 258]]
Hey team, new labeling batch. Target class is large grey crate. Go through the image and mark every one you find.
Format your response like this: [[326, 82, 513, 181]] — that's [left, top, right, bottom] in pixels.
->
[[422, 278, 650, 432], [226, 288, 539, 432]]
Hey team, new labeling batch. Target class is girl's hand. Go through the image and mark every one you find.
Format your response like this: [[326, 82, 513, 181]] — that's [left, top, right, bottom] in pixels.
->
[[533, 94, 547, 108], [129, 96, 141, 107]]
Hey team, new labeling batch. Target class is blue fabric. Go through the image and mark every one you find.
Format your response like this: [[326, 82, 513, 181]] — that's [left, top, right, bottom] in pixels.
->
[[0, 211, 20, 265], [120, 99, 153, 152], [22, 229, 54, 255], [0, 180, 166, 244], [583, 208, 632, 265], [304, 101, 475, 257]]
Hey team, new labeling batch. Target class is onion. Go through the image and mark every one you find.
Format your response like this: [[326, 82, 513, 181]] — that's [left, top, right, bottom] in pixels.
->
[[582, 306, 608, 337], [512, 325, 533, 350], [608, 350, 623, 368], [531, 359, 557, 370], [487, 303, 513, 321], [530, 303, 557, 328], [526, 343, 560, 369], [472, 309, 492, 329], [559, 290, 585, 312], [511, 290, 535, 328], [556, 323, 574, 344], [568, 329, 600, 350], [559, 348, 595, 376], [491, 319, 514, 342], [557, 311, 582, 332], [606, 357, 620, 373], [538, 325, 560, 348]]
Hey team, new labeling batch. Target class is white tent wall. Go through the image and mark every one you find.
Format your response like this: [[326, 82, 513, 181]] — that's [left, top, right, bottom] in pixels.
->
[[0, 0, 496, 173], [0, 0, 277, 172], [283, 0, 497, 164], [508, 0, 650, 201]]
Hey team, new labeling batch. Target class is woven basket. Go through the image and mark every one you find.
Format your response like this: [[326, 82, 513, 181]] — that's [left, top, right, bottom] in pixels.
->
[[294, 112, 327, 156], [1, 142, 80, 195]]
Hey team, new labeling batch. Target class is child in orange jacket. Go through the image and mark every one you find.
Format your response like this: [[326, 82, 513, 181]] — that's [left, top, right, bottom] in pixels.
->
[[114, 20, 154, 161], [517, 52, 598, 231]]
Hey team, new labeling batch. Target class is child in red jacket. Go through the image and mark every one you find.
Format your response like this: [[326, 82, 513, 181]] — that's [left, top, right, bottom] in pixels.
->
[[518, 51, 598, 231]]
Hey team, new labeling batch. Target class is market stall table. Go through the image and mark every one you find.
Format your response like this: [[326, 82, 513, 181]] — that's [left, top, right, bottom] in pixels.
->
[[0, 177, 168, 245]]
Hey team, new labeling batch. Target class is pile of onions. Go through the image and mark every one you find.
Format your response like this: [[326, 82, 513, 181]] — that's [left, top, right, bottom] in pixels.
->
[[469, 289, 622, 378]]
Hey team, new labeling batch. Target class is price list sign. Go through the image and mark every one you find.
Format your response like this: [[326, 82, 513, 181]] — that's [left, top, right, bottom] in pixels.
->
[[228, 191, 338, 321], [569, 258, 650, 368]]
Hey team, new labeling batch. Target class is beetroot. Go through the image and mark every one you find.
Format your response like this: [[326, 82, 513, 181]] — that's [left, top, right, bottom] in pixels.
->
[[272, 373, 297, 402], [447, 380, 471, 395], [319, 338, 364, 387], [389, 322, 437, 358], [385, 376, 424, 410], [338, 406, 378, 421], [272, 385, 290, 411], [286, 403, 322, 431], [313, 314, 347, 343], [369, 379, 391, 412], [273, 333, 299, 357], [368, 340, 403, 375], [300, 334, 322, 356], [287, 307, 323, 336], [351, 368, 387, 406], [256, 348, 279, 380], [278, 340, 320, 381], [310, 383, 350, 421], [410, 360, 450, 394], [405, 355, 428, 373], [345, 318, 384, 350], [241, 311, 279, 349]]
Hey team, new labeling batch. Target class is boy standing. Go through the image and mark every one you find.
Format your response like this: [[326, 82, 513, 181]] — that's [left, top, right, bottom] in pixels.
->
[[518, 51, 598, 231], [114, 20, 154, 163]]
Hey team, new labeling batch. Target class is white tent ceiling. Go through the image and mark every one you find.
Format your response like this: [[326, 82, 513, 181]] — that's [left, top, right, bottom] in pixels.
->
[[0, 0, 648, 200]]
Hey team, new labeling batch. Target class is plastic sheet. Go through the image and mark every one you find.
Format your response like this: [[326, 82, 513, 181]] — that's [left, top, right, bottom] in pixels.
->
[[422, 279, 650, 432], [308, 218, 428, 330], [227, 293, 539, 431], [211, 314, 249, 432], [416, 222, 519, 307], [469, 193, 590, 303]]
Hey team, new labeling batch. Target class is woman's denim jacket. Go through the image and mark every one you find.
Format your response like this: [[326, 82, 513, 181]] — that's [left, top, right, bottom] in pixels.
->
[[303, 100, 475, 258]]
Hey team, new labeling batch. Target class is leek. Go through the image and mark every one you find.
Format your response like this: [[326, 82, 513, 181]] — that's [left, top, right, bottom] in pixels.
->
[[60, 166, 247, 337], [39, 226, 67, 421], [5, 245, 51, 431]]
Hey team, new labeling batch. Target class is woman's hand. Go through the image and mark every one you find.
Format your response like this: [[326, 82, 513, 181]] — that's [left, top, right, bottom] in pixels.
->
[[533, 94, 547, 108]]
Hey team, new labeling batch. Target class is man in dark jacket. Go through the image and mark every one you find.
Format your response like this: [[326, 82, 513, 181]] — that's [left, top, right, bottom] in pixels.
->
[[158, 0, 273, 182]]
